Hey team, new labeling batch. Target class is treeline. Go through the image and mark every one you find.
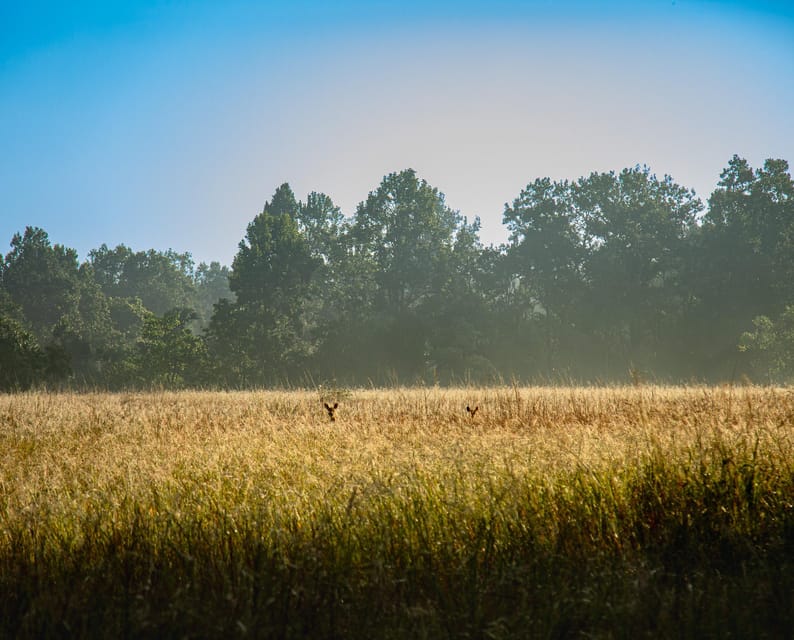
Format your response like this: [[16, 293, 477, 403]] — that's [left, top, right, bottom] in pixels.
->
[[1, 155, 793, 390]]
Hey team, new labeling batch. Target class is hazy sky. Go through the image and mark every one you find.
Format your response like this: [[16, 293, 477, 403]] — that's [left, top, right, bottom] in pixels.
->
[[2, 1, 793, 267]]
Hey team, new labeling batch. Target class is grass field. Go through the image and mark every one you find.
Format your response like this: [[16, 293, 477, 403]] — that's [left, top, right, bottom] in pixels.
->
[[1, 385, 792, 638]]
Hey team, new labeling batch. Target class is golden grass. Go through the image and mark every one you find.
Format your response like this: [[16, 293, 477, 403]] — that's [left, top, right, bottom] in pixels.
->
[[1, 385, 792, 637], [2, 385, 791, 510]]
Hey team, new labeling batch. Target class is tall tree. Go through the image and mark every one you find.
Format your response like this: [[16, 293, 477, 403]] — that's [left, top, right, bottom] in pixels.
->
[[296, 191, 345, 265], [573, 167, 701, 376], [208, 184, 320, 385], [504, 177, 583, 308], [1, 227, 83, 339], [292, 191, 362, 380], [340, 170, 467, 380], [351, 169, 461, 314], [503, 178, 585, 373], [422, 216, 498, 382], [690, 156, 794, 377], [1, 227, 115, 382], [228, 184, 317, 310], [89, 244, 197, 316]]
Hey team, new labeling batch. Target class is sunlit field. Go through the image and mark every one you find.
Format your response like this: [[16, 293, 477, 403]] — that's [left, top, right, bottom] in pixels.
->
[[1, 386, 792, 638]]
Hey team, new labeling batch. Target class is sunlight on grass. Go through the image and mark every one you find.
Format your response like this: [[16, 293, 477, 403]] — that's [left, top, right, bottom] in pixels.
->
[[1, 386, 792, 637]]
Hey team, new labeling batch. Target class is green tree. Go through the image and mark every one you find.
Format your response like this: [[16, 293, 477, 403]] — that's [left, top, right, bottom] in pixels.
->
[[504, 178, 583, 309], [208, 184, 320, 385], [296, 192, 345, 265], [136, 308, 209, 388], [229, 184, 318, 311], [1, 227, 116, 383], [89, 244, 198, 316], [503, 178, 585, 374], [422, 216, 498, 383], [49, 262, 116, 383], [739, 306, 794, 383], [193, 261, 233, 328], [291, 191, 364, 381], [574, 167, 701, 377], [690, 156, 794, 377], [342, 169, 466, 380], [204, 299, 253, 387], [351, 169, 461, 314], [0, 313, 44, 391], [1, 227, 83, 339], [95, 296, 151, 389]]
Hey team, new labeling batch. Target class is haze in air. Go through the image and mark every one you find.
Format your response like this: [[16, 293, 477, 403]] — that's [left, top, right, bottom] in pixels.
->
[[0, 1, 793, 388]]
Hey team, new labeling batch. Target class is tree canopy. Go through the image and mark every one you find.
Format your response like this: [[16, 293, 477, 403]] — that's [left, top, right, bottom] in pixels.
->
[[2, 155, 793, 389]]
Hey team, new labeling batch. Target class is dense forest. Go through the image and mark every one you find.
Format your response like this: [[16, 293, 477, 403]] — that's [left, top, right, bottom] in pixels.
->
[[1, 154, 792, 390]]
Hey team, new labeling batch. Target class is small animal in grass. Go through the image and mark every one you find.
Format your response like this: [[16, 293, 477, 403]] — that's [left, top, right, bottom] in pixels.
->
[[466, 405, 479, 419], [324, 402, 339, 422]]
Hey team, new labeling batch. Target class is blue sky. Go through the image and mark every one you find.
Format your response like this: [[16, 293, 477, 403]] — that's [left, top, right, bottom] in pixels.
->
[[2, 1, 793, 267]]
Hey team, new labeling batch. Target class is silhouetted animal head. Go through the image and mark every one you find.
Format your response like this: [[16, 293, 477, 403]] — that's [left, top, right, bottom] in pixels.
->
[[324, 402, 339, 421], [466, 405, 479, 419]]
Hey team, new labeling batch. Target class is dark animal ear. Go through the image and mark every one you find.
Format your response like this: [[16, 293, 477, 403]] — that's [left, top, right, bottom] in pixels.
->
[[333, 402, 338, 409], [466, 405, 471, 412], [324, 403, 331, 411], [474, 406, 479, 412]]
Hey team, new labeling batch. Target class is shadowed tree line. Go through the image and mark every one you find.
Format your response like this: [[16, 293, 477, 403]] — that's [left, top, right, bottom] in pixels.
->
[[1, 155, 792, 390]]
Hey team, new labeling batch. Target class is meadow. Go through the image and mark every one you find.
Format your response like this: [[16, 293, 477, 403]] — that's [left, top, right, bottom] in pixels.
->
[[1, 385, 792, 638]]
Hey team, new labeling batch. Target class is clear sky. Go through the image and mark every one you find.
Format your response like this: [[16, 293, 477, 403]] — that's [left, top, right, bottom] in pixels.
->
[[2, 1, 793, 267]]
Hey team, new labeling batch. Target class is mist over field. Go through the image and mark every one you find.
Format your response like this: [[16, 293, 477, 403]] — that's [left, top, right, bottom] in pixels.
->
[[1, 158, 793, 390]]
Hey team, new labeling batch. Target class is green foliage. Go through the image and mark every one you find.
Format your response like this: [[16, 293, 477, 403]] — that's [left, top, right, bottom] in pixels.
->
[[422, 217, 500, 382], [1, 227, 84, 339], [193, 261, 233, 328], [739, 305, 794, 383], [329, 169, 496, 382], [502, 167, 702, 378], [351, 169, 461, 314], [0, 227, 118, 384], [136, 308, 209, 388], [229, 184, 319, 310], [0, 313, 44, 391], [575, 167, 701, 376], [504, 177, 583, 309], [296, 191, 345, 264], [89, 244, 198, 316], [1, 156, 792, 388], [689, 156, 794, 376], [209, 184, 320, 386]]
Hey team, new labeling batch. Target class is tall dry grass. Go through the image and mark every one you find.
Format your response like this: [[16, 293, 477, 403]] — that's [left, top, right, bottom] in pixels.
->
[[1, 385, 792, 637]]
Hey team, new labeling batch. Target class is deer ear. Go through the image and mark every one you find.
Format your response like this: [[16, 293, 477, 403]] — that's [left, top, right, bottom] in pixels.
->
[[475, 406, 479, 412], [333, 402, 338, 409], [466, 405, 471, 412], [324, 403, 331, 410]]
